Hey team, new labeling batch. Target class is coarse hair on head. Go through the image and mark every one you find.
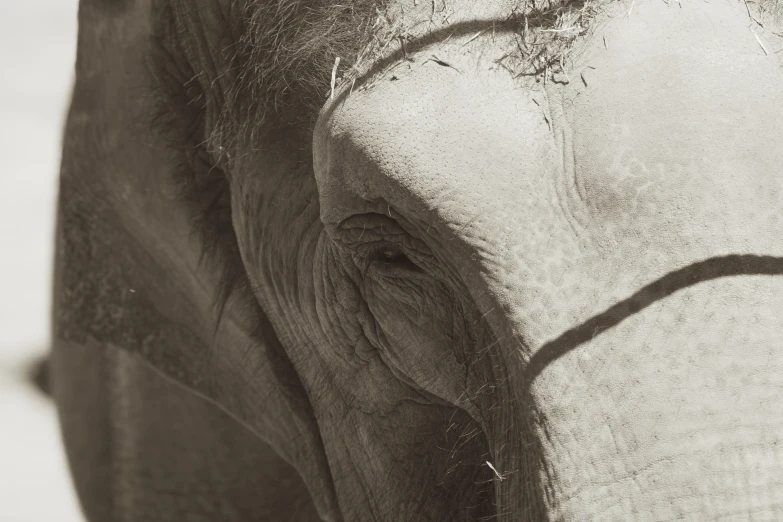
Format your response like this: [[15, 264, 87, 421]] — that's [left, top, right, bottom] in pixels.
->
[[216, 0, 394, 146], [216, 0, 783, 149]]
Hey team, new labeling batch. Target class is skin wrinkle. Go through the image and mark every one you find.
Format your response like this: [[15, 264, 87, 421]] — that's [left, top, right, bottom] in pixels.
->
[[356, 230, 502, 512], [560, 436, 779, 517], [229, 173, 347, 520], [546, 85, 589, 237], [370, 272, 466, 396], [312, 198, 496, 512]]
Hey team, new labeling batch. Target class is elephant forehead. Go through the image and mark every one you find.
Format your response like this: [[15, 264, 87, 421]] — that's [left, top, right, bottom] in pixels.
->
[[565, 0, 783, 237], [314, 65, 560, 231]]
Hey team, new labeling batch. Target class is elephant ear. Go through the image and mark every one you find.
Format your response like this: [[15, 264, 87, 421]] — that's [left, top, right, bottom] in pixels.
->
[[54, 1, 340, 520]]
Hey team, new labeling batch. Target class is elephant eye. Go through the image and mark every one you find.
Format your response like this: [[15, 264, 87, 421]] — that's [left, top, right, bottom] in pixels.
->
[[377, 248, 406, 263], [370, 245, 420, 273]]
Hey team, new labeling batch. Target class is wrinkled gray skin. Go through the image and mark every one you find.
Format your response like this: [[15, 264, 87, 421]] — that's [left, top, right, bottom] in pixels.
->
[[53, 0, 783, 520]]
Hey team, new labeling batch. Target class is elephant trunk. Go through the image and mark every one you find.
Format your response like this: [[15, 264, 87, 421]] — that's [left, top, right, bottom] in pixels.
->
[[485, 268, 783, 520]]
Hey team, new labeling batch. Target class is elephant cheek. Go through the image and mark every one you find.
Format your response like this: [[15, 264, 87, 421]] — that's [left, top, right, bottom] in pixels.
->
[[364, 277, 476, 412], [312, 249, 378, 364]]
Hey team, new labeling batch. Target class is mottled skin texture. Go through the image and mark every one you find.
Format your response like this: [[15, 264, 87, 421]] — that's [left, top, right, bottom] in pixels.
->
[[54, 0, 783, 521]]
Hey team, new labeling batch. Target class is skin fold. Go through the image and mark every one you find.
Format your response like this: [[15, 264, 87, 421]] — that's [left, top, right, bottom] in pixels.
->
[[53, 0, 783, 520]]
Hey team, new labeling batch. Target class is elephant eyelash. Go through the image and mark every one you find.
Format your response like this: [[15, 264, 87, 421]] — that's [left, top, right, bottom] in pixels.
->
[[365, 243, 423, 275]]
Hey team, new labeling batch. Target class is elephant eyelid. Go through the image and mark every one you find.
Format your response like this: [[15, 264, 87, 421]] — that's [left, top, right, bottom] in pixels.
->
[[335, 213, 433, 275]]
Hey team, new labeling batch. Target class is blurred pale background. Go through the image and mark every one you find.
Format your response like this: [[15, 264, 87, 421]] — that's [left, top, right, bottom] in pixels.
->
[[0, 0, 85, 520]]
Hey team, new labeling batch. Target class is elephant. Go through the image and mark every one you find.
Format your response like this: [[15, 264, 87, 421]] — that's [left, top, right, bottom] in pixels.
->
[[52, 0, 783, 520]]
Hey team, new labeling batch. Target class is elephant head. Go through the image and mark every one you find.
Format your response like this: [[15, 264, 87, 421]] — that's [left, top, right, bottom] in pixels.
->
[[54, 0, 783, 520]]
